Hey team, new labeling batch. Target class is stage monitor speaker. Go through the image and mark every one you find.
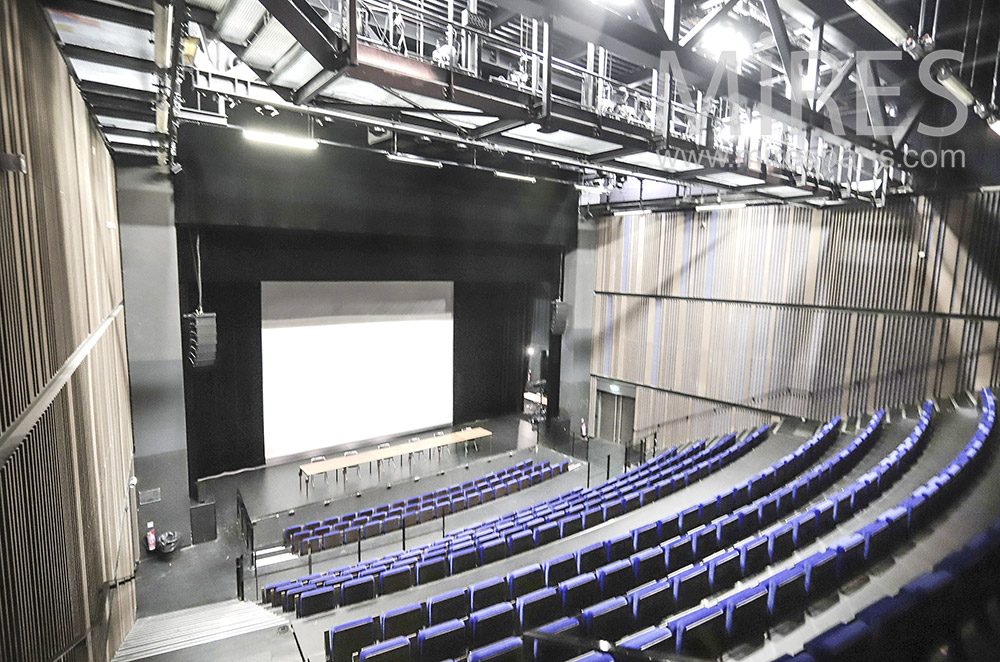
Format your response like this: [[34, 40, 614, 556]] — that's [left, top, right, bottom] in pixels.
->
[[190, 498, 217, 544], [184, 311, 217, 368], [551, 301, 571, 335]]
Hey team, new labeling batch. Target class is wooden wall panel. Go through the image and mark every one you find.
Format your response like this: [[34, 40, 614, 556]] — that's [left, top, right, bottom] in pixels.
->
[[593, 192, 1000, 448], [0, 0, 136, 660]]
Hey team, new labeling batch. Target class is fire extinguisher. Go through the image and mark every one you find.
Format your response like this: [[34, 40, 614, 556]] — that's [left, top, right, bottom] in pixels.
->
[[146, 521, 156, 552]]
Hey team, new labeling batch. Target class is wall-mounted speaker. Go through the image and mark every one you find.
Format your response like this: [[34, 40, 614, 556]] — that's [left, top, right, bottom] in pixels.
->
[[183, 311, 217, 368], [551, 301, 571, 335]]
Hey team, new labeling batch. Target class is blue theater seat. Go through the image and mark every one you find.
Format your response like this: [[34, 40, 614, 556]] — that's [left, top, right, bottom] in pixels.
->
[[516, 587, 560, 630], [534, 522, 559, 547], [468, 636, 523, 662], [545, 553, 578, 586], [327, 617, 376, 662], [724, 584, 768, 645], [342, 576, 376, 606], [479, 539, 509, 565], [630, 547, 665, 586], [380, 567, 413, 595], [767, 566, 808, 621], [834, 533, 866, 580], [604, 532, 632, 561], [417, 619, 466, 662], [804, 549, 838, 596], [669, 605, 726, 657], [427, 589, 468, 625], [559, 573, 600, 613], [470, 576, 510, 611], [619, 626, 673, 652], [671, 564, 710, 610], [581, 596, 632, 640], [663, 535, 694, 572], [416, 557, 448, 585], [531, 617, 580, 662], [469, 602, 515, 648], [738, 536, 769, 576], [632, 522, 659, 551], [706, 548, 740, 591], [508, 530, 535, 556], [576, 542, 607, 574], [359, 636, 410, 662], [381, 602, 424, 640], [507, 564, 544, 598], [596, 559, 634, 597]]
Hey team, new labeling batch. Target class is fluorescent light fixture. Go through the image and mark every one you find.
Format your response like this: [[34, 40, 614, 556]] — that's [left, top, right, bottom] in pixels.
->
[[936, 69, 977, 107], [981, 185, 1000, 192], [153, 1, 174, 69], [386, 153, 444, 168], [845, 0, 909, 48], [495, 171, 537, 184], [243, 129, 318, 150], [695, 201, 747, 212], [575, 183, 610, 195], [609, 384, 621, 394]]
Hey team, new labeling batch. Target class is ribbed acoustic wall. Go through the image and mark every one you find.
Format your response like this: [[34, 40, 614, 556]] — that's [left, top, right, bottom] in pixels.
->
[[593, 193, 1000, 445], [0, 0, 137, 660]]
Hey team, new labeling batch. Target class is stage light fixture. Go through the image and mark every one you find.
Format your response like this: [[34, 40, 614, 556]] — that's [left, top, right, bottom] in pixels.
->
[[695, 201, 747, 212], [386, 152, 444, 168], [243, 129, 318, 150], [153, 1, 173, 69], [495, 171, 537, 183], [845, 0, 909, 48]]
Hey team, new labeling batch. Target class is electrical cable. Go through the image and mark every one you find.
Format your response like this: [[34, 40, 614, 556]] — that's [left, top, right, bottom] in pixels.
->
[[970, 0, 986, 87], [960, 0, 974, 74], [194, 232, 204, 314], [931, 0, 941, 40], [992, 19, 1000, 107]]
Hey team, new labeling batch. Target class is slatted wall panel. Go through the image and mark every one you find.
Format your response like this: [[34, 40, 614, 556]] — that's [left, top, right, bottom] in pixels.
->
[[0, 0, 136, 659], [593, 193, 1000, 446]]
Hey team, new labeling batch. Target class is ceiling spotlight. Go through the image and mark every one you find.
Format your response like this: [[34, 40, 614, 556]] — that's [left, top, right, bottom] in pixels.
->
[[386, 152, 444, 168], [243, 129, 318, 150], [495, 171, 537, 183], [701, 24, 752, 62]]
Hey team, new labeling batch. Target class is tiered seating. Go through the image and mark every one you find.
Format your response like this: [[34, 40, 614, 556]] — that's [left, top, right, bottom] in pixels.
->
[[284, 459, 562, 555], [323, 417, 852, 662], [780, 391, 997, 662], [268, 426, 773, 620], [613, 395, 995, 660]]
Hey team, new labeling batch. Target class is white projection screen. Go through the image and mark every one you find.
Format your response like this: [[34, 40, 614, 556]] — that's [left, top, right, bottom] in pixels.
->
[[261, 281, 454, 460]]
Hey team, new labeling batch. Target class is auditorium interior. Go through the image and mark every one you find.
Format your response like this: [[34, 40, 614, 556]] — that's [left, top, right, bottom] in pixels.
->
[[5, 0, 1000, 661]]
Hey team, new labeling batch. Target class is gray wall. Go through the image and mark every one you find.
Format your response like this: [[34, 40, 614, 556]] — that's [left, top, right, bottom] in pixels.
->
[[559, 217, 597, 432], [118, 167, 188, 457]]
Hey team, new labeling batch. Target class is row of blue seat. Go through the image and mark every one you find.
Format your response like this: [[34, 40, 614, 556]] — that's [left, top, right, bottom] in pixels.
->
[[283, 426, 770, 620], [618, 395, 994, 660], [327, 418, 846, 662], [288, 460, 562, 555], [785, 391, 997, 662]]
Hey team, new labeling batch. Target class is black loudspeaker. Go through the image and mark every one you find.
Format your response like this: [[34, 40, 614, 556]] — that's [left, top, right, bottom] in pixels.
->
[[190, 498, 217, 544], [183, 311, 217, 368], [551, 301, 571, 335]]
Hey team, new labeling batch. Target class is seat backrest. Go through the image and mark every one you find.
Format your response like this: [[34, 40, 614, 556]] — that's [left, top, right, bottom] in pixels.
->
[[381, 602, 423, 640], [359, 636, 410, 662], [417, 618, 466, 662], [467, 636, 523, 662], [328, 617, 376, 662], [427, 588, 468, 625]]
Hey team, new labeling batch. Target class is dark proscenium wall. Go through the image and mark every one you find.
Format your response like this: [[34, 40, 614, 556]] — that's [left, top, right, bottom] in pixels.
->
[[174, 125, 576, 487]]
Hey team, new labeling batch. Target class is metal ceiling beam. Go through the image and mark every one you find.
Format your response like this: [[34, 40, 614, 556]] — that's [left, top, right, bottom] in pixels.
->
[[761, 0, 803, 104], [678, 0, 741, 49], [257, 0, 347, 71], [490, 0, 898, 158], [857, 57, 887, 138], [805, 20, 824, 110], [62, 43, 157, 73], [891, 96, 927, 147], [590, 145, 649, 164], [815, 54, 856, 109], [636, 0, 666, 37], [44, 0, 215, 30], [80, 80, 157, 104]]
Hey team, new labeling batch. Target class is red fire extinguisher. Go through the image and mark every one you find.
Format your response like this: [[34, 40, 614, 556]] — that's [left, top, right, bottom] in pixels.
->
[[146, 521, 156, 552]]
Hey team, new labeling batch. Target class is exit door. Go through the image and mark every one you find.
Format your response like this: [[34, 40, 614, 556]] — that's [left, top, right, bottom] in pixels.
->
[[597, 391, 635, 445]]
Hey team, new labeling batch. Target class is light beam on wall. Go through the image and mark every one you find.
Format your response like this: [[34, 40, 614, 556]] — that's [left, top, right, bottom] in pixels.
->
[[243, 129, 319, 150]]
